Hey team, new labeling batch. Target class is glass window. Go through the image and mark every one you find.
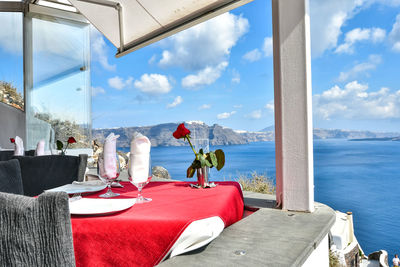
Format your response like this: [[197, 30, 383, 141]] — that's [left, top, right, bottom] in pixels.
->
[[26, 15, 91, 151], [0, 12, 23, 110]]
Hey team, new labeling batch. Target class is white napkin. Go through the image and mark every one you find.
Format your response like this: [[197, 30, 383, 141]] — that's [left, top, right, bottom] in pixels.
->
[[129, 132, 151, 183], [100, 133, 119, 179], [73, 180, 105, 186], [35, 140, 45, 156], [14, 136, 24, 156]]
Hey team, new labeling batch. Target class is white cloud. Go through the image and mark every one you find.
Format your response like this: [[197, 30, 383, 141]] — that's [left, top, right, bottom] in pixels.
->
[[158, 12, 247, 88], [247, 109, 262, 119], [314, 80, 400, 120], [372, 28, 386, 42], [108, 76, 133, 90], [243, 49, 262, 62], [0, 13, 22, 53], [217, 111, 236, 119], [166, 96, 183, 109], [231, 70, 240, 84], [233, 104, 243, 108], [158, 13, 249, 71], [265, 101, 274, 112], [91, 27, 116, 71], [181, 61, 228, 88], [92, 86, 105, 97], [242, 36, 272, 62], [310, 0, 366, 57], [335, 27, 386, 54], [199, 104, 211, 110], [134, 74, 172, 95], [263, 37, 273, 57], [389, 14, 400, 52], [337, 54, 382, 82]]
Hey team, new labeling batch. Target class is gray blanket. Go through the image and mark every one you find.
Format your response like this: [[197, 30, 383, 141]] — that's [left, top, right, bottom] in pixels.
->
[[0, 191, 75, 266]]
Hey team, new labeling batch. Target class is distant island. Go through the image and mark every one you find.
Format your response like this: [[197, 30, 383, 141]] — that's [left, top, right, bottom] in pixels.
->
[[92, 121, 400, 147], [349, 137, 400, 141]]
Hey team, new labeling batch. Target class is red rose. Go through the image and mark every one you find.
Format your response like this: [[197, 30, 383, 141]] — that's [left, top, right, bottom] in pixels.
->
[[173, 123, 191, 139], [10, 138, 15, 143], [67, 137, 77, 144]]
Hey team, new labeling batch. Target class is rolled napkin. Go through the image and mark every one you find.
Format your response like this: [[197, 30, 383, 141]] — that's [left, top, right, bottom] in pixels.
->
[[35, 140, 45, 156], [13, 136, 24, 156], [101, 133, 119, 179], [129, 132, 151, 183]]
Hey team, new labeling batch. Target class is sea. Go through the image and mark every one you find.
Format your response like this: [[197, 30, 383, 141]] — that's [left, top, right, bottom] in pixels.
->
[[121, 139, 400, 258]]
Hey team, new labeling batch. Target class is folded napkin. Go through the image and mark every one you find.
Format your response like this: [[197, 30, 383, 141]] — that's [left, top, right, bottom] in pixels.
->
[[35, 140, 45, 156], [99, 133, 119, 179], [13, 136, 24, 156], [73, 180, 105, 186], [129, 132, 151, 183]]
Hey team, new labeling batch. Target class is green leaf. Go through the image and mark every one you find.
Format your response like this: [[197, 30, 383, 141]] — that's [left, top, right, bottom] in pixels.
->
[[209, 151, 218, 167], [191, 159, 201, 169], [56, 140, 63, 150], [199, 148, 204, 155], [215, 149, 225, 171], [187, 166, 195, 178], [199, 154, 212, 168]]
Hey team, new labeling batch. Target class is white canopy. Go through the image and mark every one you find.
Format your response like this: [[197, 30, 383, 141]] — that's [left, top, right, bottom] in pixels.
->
[[67, 0, 252, 57]]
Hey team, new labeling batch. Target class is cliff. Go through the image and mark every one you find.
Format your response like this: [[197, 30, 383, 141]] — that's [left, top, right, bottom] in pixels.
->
[[92, 121, 248, 147], [92, 122, 400, 147]]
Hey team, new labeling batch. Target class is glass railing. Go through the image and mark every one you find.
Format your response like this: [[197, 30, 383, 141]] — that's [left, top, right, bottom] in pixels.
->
[[26, 14, 91, 150]]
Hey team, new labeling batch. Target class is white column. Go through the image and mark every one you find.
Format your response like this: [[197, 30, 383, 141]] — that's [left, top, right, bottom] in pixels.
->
[[272, 0, 314, 212]]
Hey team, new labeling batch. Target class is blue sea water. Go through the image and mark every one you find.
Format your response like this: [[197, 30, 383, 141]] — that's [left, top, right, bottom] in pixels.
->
[[121, 139, 400, 258]]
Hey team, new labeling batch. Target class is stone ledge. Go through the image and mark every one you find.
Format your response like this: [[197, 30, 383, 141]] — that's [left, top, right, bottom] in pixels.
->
[[159, 191, 335, 267]]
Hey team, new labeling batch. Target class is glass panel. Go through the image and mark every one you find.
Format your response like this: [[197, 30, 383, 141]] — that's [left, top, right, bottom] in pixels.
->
[[26, 15, 91, 151], [0, 12, 23, 110]]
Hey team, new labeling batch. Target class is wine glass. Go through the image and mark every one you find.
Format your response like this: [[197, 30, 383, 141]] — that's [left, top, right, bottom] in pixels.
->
[[97, 153, 121, 198], [128, 154, 152, 204]]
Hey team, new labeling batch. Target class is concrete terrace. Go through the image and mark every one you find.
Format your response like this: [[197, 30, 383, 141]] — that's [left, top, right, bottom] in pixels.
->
[[160, 191, 335, 266]]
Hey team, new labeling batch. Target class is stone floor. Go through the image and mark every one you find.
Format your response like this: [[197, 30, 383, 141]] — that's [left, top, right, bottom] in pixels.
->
[[159, 192, 335, 266]]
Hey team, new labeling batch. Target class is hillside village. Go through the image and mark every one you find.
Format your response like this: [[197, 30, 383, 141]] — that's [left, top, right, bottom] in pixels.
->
[[0, 81, 24, 110]]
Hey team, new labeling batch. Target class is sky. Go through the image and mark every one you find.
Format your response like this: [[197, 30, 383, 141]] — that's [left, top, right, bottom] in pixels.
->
[[1, 0, 400, 132]]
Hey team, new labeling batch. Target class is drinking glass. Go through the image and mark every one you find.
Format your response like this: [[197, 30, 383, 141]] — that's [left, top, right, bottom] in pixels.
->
[[128, 155, 152, 204], [97, 154, 121, 198], [193, 139, 209, 154]]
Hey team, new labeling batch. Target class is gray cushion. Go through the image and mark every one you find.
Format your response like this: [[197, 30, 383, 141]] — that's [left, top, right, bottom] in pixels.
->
[[0, 191, 75, 266], [13, 155, 87, 197], [0, 159, 23, 195]]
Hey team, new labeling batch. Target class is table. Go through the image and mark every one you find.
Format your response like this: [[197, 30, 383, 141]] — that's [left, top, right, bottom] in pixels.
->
[[71, 181, 244, 267]]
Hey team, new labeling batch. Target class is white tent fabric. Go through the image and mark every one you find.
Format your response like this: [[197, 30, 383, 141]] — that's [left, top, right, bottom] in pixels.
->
[[68, 0, 252, 57]]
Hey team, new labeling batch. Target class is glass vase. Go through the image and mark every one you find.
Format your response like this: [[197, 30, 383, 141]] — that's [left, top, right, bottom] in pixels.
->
[[196, 166, 209, 188]]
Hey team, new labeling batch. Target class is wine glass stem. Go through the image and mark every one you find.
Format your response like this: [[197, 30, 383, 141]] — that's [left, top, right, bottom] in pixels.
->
[[137, 187, 143, 200], [107, 184, 112, 193]]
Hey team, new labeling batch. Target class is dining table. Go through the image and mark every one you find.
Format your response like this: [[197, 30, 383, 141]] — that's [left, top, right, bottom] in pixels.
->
[[70, 181, 244, 267]]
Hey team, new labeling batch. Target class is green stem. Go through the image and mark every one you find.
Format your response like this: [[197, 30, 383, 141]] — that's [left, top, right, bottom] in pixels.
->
[[186, 135, 198, 159], [63, 143, 69, 155]]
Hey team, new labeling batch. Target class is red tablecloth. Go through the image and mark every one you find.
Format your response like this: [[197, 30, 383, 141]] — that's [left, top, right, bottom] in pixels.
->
[[71, 181, 244, 267]]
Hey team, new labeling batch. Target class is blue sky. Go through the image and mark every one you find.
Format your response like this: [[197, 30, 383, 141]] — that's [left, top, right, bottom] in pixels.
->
[[90, 0, 400, 132], [1, 0, 400, 132]]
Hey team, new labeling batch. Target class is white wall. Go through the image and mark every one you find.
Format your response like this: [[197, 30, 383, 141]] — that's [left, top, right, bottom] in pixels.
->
[[0, 102, 26, 149], [302, 234, 329, 267]]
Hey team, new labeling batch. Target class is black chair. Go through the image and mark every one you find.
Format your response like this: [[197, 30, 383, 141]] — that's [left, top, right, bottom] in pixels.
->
[[0, 150, 35, 161], [13, 154, 88, 197], [0, 159, 24, 195], [0, 191, 75, 266]]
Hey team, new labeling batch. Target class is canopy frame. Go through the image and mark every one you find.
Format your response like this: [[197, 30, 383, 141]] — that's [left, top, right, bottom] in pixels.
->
[[72, 0, 253, 57]]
